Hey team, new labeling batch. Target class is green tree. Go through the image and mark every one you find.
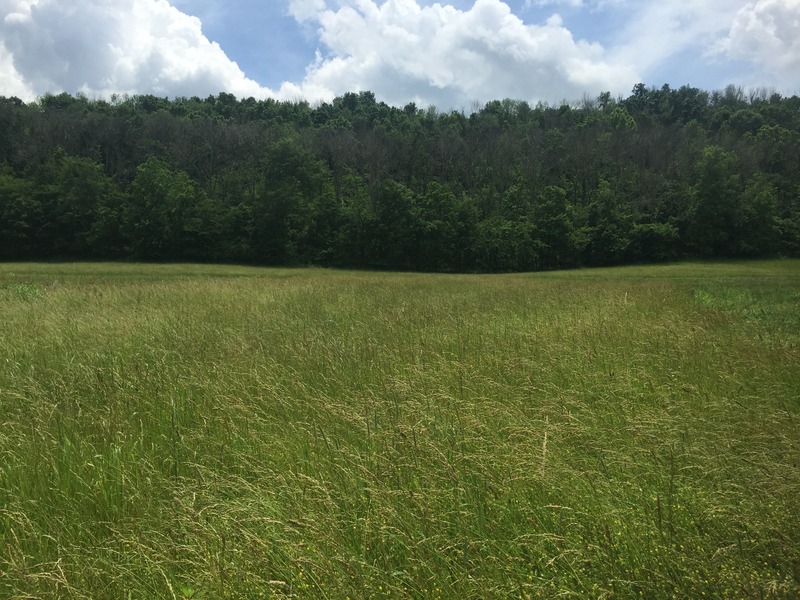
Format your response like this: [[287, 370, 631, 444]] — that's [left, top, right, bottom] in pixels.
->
[[123, 157, 208, 259], [41, 150, 121, 257], [415, 181, 462, 270], [254, 139, 337, 265], [474, 216, 540, 272], [688, 146, 741, 256], [0, 164, 38, 258], [532, 185, 577, 269], [335, 173, 376, 266], [630, 222, 679, 262], [373, 180, 420, 269], [736, 174, 778, 256], [608, 107, 637, 131], [583, 179, 632, 265]]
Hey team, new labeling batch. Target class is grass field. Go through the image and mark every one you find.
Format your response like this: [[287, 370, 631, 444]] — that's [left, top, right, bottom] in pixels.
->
[[1, 260, 798, 599]]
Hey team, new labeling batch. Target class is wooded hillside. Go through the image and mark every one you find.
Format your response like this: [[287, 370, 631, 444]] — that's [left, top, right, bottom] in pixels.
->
[[1, 84, 798, 271]]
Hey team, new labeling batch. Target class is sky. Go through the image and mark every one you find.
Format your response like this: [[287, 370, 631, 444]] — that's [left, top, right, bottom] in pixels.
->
[[1, 0, 798, 109]]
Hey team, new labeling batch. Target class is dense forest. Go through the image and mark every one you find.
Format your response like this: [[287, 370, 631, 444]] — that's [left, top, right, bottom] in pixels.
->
[[1, 84, 798, 271]]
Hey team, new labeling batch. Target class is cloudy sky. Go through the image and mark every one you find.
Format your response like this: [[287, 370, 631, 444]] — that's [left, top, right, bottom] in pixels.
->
[[1, 0, 798, 109]]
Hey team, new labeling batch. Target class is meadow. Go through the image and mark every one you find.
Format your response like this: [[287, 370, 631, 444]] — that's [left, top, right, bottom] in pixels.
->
[[0, 260, 798, 599]]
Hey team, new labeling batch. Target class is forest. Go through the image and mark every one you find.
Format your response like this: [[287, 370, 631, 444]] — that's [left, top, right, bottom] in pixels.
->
[[1, 84, 798, 271]]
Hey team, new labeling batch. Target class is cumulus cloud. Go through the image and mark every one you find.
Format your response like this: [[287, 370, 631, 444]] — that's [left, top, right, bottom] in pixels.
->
[[0, 41, 31, 98], [523, 0, 625, 9], [1, 0, 795, 109], [525, 0, 584, 8], [713, 0, 800, 81], [288, 0, 640, 108], [600, 0, 800, 93], [288, 0, 328, 22], [0, 0, 642, 107], [607, 2, 745, 76], [0, 0, 275, 101]]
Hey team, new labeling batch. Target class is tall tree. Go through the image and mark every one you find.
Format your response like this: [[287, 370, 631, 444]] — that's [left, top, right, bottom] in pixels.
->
[[688, 146, 741, 256], [123, 157, 208, 259]]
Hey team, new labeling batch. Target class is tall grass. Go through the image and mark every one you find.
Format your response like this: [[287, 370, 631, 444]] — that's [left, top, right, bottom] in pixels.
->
[[1, 261, 798, 598]]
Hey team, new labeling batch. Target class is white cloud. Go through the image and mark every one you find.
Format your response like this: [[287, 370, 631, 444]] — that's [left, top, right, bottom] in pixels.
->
[[0, 41, 31, 98], [288, 0, 328, 22], [523, 0, 625, 9], [287, 0, 640, 108], [601, 0, 800, 92], [608, 2, 745, 75], [2, 0, 793, 110], [525, 0, 584, 7], [714, 0, 800, 81], [0, 0, 275, 101]]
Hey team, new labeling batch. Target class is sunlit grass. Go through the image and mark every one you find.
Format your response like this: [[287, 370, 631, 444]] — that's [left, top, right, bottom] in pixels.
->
[[1, 260, 798, 598]]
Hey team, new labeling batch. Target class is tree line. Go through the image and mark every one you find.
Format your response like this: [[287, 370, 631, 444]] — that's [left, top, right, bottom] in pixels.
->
[[1, 84, 798, 271]]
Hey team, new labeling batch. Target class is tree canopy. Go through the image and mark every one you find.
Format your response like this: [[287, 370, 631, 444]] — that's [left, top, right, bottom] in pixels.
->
[[1, 85, 798, 271]]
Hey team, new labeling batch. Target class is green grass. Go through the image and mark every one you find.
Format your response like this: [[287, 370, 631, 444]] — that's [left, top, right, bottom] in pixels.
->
[[1, 260, 798, 599]]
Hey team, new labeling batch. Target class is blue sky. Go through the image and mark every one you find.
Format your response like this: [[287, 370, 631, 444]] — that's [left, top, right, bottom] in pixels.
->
[[171, 0, 314, 90], [1, 0, 798, 108]]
